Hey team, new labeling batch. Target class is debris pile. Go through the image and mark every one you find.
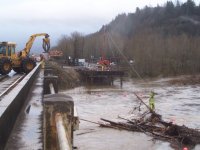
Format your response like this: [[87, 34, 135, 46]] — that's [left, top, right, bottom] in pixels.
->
[[99, 93, 200, 149], [47, 61, 80, 89]]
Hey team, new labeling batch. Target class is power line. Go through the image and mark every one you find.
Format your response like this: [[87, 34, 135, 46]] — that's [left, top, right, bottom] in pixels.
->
[[107, 31, 145, 82]]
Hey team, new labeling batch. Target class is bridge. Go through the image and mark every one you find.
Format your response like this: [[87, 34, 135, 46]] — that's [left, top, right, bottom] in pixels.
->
[[0, 62, 79, 150]]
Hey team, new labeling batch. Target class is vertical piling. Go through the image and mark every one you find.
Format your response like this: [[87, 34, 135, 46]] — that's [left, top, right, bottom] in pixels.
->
[[120, 75, 123, 88]]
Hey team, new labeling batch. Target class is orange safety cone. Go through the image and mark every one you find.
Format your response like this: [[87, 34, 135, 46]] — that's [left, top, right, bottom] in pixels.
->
[[183, 147, 188, 150]]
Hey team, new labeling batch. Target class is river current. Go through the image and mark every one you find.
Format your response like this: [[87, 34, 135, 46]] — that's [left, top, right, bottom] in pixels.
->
[[62, 77, 200, 150]]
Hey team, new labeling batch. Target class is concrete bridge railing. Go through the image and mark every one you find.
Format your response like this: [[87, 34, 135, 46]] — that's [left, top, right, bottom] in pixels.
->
[[0, 63, 41, 149]]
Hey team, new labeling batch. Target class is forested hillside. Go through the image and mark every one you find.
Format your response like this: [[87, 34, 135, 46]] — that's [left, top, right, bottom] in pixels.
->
[[55, 0, 200, 77]]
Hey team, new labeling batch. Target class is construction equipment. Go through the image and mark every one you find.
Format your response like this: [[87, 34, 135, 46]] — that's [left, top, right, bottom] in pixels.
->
[[97, 28, 110, 70], [0, 33, 50, 75], [98, 57, 110, 66]]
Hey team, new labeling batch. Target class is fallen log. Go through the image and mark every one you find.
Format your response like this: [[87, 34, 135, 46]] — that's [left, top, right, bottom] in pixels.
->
[[80, 118, 125, 130], [101, 117, 172, 139], [118, 116, 164, 132], [100, 118, 139, 131]]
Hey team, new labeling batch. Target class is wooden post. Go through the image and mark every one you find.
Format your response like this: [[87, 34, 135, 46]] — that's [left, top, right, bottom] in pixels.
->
[[111, 77, 114, 86]]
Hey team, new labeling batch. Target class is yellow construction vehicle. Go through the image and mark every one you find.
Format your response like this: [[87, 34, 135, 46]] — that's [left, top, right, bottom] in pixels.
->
[[0, 33, 50, 75]]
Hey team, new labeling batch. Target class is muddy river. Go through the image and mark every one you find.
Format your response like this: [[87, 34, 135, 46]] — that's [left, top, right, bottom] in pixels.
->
[[62, 77, 200, 150]]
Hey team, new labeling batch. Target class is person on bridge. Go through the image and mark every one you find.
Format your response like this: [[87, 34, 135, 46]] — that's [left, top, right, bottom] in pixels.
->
[[149, 91, 155, 111]]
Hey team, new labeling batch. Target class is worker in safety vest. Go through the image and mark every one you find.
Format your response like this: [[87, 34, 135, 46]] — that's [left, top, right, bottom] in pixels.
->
[[149, 91, 155, 110]]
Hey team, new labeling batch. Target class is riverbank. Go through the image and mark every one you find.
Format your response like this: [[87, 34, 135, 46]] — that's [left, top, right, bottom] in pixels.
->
[[48, 61, 200, 89]]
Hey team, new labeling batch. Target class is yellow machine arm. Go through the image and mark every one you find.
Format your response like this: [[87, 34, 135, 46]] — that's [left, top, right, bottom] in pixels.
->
[[21, 33, 50, 57]]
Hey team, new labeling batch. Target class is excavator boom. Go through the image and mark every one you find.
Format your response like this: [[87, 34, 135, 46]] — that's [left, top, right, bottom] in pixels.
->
[[21, 33, 50, 57]]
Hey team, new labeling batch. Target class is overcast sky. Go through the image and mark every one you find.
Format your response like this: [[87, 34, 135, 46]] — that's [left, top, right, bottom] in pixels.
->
[[0, 0, 199, 51]]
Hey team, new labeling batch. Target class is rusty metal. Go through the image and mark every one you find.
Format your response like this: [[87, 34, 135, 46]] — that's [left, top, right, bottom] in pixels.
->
[[55, 113, 71, 150]]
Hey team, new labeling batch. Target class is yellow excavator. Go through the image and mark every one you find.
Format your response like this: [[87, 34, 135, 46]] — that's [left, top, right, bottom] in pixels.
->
[[0, 33, 50, 75]]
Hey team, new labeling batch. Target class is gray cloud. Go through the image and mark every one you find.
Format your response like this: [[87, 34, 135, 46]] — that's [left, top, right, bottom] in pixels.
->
[[1, 0, 199, 51]]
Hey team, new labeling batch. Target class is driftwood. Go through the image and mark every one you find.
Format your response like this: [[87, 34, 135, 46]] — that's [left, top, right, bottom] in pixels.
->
[[99, 93, 200, 149]]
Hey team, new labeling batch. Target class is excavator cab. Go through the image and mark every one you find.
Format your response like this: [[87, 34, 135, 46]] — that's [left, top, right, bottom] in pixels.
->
[[0, 42, 16, 75], [0, 42, 16, 57], [0, 44, 7, 56]]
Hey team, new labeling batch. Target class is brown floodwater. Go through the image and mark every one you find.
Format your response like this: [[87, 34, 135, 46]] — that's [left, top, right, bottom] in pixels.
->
[[62, 77, 200, 150]]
